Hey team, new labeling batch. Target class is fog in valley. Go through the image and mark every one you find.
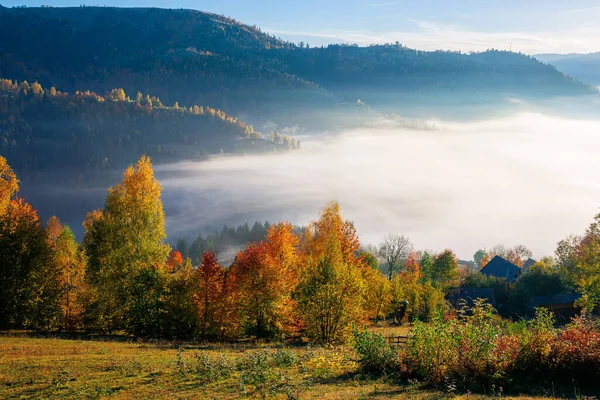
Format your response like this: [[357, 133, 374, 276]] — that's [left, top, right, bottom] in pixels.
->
[[21, 112, 600, 260]]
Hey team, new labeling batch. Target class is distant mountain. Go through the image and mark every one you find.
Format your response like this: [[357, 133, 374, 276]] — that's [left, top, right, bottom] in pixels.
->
[[0, 6, 597, 174], [0, 6, 593, 127], [535, 53, 600, 86]]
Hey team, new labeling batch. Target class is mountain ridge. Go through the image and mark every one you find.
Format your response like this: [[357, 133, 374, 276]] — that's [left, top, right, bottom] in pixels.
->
[[0, 5, 594, 126]]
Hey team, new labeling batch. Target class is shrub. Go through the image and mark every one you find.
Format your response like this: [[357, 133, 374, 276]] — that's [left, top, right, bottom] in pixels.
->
[[404, 314, 455, 384], [402, 304, 600, 393], [191, 353, 233, 385], [549, 315, 600, 382], [404, 301, 505, 390], [237, 349, 274, 386], [271, 347, 298, 368], [352, 329, 399, 375]]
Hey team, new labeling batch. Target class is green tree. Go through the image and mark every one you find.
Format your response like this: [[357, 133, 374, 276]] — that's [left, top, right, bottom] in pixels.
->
[[83, 156, 170, 331], [473, 249, 486, 268], [574, 214, 600, 310], [430, 249, 459, 291], [419, 251, 434, 283], [130, 267, 167, 337]]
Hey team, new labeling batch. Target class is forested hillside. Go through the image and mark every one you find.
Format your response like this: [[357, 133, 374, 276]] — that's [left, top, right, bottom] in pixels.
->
[[0, 5, 594, 128], [0, 79, 297, 172]]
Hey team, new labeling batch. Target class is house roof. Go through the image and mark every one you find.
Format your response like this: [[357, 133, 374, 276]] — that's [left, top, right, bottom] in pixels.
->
[[447, 287, 497, 308], [522, 258, 537, 272], [528, 293, 582, 308], [480, 255, 521, 282]]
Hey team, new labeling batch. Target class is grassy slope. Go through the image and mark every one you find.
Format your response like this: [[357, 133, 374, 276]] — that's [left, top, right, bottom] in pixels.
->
[[0, 335, 554, 399]]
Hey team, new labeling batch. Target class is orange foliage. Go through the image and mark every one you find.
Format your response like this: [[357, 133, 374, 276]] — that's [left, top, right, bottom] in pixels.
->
[[302, 201, 362, 269], [166, 250, 184, 272], [193, 250, 225, 340], [480, 253, 491, 268], [230, 223, 300, 338], [46, 216, 64, 248], [399, 252, 422, 284]]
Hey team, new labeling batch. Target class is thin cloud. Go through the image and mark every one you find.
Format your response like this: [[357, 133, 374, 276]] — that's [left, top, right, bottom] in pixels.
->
[[560, 6, 600, 14], [368, 1, 403, 7], [267, 20, 600, 54]]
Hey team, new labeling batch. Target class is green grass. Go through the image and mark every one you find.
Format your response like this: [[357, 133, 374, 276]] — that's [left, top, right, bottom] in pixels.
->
[[0, 333, 559, 399]]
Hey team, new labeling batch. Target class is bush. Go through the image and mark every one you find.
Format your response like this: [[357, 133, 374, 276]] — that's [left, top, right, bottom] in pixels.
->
[[403, 304, 600, 393], [404, 301, 507, 390], [237, 349, 274, 386], [191, 353, 233, 385], [548, 315, 600, 382], [352, 329, 399, 375], [271, 347, 298, 368]]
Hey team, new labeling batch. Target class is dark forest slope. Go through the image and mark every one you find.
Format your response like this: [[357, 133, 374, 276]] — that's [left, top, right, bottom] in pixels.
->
[[0, 79, 296, 173]]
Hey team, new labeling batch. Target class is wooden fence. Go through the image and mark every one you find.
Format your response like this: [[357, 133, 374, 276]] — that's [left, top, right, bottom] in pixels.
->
[[386, 335, 408, 346]]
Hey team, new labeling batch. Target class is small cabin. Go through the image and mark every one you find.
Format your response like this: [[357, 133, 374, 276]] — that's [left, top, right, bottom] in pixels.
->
[[527, 293, 582, 322]]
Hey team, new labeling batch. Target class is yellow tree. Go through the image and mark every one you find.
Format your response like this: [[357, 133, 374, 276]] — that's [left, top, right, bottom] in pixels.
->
[[362, 265, 392, 322], [53, 225, 87, 330], [574, 214, 600, 310], [83, 156, 170, 331], [297, 202, 367, 343], [0, 156, 19, 215]]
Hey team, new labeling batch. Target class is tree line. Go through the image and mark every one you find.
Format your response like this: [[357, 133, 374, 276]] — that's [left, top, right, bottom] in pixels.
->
[[1, 154, 599, 343], [0, 79, 299, 172]]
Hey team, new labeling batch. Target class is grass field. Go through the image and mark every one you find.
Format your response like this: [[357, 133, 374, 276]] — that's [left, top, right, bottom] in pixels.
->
[[0, 332, 569, 399]]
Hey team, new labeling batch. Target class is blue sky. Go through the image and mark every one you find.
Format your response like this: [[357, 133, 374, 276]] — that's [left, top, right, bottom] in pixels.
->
[[3, 0, 600, 53]]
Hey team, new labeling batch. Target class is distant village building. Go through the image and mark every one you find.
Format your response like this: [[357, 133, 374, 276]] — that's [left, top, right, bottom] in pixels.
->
[[521, 258, 537, 274], [527, 293, 582, 322], [480, 255, 521, 282]]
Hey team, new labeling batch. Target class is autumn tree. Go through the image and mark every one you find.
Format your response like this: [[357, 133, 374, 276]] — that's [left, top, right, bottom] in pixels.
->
[[194, 251, 224, 340], [358, 245, 379, 269], [297, 202, 366, 343], [573, 214, 600, 310], [0, 156, 19, 215], [0, 157, 61, 330], [430, 249, 459, 291], [362, 265, 391, 322], [162, 259, 199, 339], [486, 244, 533, 267], [555, 235, 581, 285], [83, 156, 170, 331], [473, 249, 487, 268], [230, 223, 300, 339], [49, 220, 87, 330], [401, 252, 422, 284], [379, 233, 413, 280], [166, 250, 184, 272]]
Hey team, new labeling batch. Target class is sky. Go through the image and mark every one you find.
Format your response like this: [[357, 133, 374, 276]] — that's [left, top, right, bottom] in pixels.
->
[[2, 0, 600, 54]]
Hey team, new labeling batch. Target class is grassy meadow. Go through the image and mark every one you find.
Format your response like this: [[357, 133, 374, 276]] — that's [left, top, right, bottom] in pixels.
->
[[0, 329, 576, 400]]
